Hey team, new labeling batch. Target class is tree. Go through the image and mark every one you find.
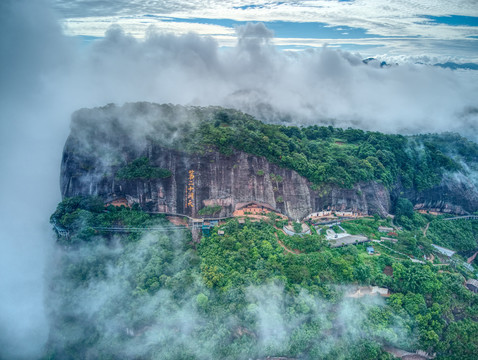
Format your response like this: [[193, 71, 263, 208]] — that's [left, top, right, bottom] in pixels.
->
[[293, 222, 303, 233], [394, 197, 414, 218]]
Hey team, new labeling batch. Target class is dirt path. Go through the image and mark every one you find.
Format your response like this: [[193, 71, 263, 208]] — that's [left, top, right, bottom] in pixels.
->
[[373, 241, 425, 263], [274, 233, 301, 254], [423, 222, 430, 236]]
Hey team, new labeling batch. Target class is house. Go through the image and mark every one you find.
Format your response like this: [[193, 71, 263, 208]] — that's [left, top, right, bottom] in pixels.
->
[[366, 246, 375, 255], [465, 279, 478, 293], [378, 226, 394, 233], [218, 230, 225, 236], [381, 237, 398, 243]]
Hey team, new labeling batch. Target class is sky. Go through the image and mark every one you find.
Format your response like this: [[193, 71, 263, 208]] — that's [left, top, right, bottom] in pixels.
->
[[52, 0, 478, 62], [0, 0, 477, 359]]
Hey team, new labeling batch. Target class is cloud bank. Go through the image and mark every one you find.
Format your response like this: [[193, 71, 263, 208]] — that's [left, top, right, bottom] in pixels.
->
[[76, 22, 478, 138], [54, 0, 478, 59], [0, 0, 477, 358]]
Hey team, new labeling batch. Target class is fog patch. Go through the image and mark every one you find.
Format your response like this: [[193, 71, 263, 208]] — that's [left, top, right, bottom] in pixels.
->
[[47, 229, 412, 359], [2, 1, 476, 358]]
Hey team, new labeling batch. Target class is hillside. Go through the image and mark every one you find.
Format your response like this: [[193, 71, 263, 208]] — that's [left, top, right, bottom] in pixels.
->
[[45, 103, 478, 359], [46, 200, 478, 359], [61, 103, 478, 219]]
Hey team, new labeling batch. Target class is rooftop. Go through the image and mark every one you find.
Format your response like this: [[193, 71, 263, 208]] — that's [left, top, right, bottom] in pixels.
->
[[432, 244, 456, 257]]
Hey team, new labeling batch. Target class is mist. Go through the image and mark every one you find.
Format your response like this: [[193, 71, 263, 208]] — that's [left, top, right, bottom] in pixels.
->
[[45, 228, 410, 359], [0, 0, 477, 358]]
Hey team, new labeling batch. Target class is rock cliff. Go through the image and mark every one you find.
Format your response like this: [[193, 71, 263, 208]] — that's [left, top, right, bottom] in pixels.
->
[[60, 103, 478, 219], [61, 144, 392, 220]]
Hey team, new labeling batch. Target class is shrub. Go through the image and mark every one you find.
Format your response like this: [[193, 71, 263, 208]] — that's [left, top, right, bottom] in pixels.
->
[[198, 205, 222, 216], [116, 157, 172, 180]]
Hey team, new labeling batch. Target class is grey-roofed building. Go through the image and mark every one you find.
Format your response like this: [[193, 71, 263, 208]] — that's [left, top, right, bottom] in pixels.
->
[[466, 279, 478, 293], [432, 244, 455, 257]]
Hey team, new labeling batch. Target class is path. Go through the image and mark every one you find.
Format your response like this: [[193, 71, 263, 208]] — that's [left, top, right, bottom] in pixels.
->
[[443, 215, 478, 221], [274, 233, 301, 254], [372, 240, 425, 263], [423, 222, 430, 237]]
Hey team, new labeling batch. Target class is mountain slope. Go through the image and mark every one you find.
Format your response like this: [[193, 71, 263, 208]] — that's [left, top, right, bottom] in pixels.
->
[[60, 103, 478, 218]]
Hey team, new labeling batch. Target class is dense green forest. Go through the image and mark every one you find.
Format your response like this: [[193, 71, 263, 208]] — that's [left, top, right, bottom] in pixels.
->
[[158, 107, 474, 189], [46, 197, 478, 359]]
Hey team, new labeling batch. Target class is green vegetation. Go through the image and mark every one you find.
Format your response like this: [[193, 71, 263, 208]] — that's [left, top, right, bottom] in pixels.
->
[[48, 199, 478, 359], [172, 109, 468, 189], [50, 196, 166, 244], [427, 219, 478, 252], [116, 157, 172, 180], [293, 221, 303, 233], [198, 205, 222, 216]]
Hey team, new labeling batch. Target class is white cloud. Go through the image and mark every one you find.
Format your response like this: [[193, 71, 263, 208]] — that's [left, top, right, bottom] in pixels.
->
[[53, 0, 478, 59], [62, 17, 236, 39], [1, 2, 478, 357]]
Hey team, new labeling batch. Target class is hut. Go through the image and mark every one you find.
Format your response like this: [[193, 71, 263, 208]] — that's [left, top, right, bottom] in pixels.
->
[[465, 279, 478, 293]]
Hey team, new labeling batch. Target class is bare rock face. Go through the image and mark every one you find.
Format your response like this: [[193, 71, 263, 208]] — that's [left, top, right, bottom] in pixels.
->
[[61, 143, 391, 220], [395, 173, 478, 215], [59, 103, 478, 219]]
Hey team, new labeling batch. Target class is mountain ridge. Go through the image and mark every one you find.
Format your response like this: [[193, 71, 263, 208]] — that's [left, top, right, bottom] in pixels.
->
[[60, 103, 478, 219]]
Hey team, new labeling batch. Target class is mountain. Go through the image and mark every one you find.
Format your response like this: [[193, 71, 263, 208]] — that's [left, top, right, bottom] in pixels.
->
[[60, 103, 478, 219], [47, 102, 478, 359], [434, 62, 478, 71]]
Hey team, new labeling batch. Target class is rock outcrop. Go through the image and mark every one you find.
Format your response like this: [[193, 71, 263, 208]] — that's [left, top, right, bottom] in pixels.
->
[[61, 144, 391, 220], [59, 103, 478, 219]]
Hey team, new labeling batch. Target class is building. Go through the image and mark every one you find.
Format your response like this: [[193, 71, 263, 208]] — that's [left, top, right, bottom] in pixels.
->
[[378, 226, 394, 233], [366, 246, 375, 255], [306, 210, 362, 220], [465, 279, 478, 293], [232, 202, 276, 217], [218, 230, 225, 236], [105, 197, 130, 208], [381, 237, 398, 243]]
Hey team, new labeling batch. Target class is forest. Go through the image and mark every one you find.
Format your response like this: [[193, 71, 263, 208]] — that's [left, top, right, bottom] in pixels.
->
[[46, 197, 478, 359], [158, 107, 474, 190]]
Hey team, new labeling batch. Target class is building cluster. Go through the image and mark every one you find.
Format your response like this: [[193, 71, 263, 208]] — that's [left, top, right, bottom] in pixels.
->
[[306, 210, 363, 220]]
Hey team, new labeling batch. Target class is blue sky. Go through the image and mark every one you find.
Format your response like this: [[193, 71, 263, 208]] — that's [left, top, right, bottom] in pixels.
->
[[53, 0, 478, 61]]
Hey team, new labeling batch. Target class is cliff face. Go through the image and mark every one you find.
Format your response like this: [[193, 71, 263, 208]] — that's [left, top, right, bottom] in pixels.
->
[[60, 103, 478, 219], [394, 173, 478, 215], [61, 144, 391, 220]]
